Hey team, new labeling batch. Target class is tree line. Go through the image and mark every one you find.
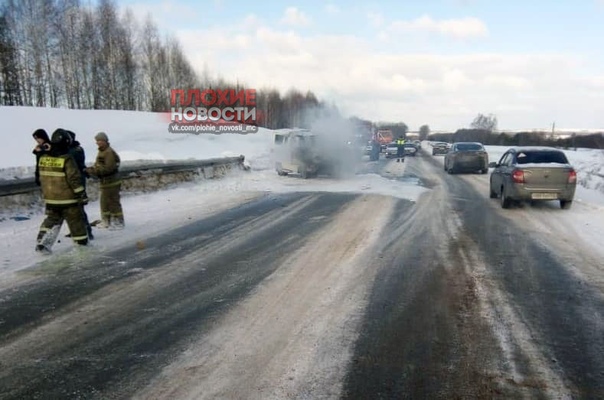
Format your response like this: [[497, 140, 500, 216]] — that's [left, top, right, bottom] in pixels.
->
[[426, 113, 604, 149], [429, 129, 604, 150], [0, 0, 337, 129]]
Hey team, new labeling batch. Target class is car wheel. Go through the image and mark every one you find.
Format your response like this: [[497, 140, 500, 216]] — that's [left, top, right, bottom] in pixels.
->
[[489, 179, 497, 199], [560, 200, 573, 209], [276, 162, 287, 176], [500, 186, 512, 209]]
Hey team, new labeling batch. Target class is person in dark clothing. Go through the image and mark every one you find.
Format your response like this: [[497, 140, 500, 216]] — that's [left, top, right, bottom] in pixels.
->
[[66, 131, 88, 181], [32, 129, 51, 186], [66, 130, 94, 240], [370, 138, 380, 161], [396, 136, 405, 163]]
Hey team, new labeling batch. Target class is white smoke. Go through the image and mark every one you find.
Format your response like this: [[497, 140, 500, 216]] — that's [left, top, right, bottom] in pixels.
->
[[270, 110, 368, 178], [307, 114, 365, 178]]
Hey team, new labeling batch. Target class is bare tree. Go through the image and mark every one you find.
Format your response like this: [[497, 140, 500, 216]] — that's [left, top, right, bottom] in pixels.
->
[[115, 8, 137, 110], [0, 0, 337, 124], [78, 7, 97, 108], [419, 124, 430, 140], [0, 7, 22, 105], [53, 0, 81, 108], [166, 35, 197, 90], [95, 0, 120, 109], [266, 89, 284, 129], [470, 113, 498, 132], [139, 15, 163, 111]]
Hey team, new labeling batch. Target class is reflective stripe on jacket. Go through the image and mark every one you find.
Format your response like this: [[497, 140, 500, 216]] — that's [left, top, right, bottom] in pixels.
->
[[39, 155, 84, 206]]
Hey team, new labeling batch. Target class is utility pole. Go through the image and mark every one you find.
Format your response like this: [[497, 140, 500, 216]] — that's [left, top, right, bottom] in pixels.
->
[[551, 122, 555, 140]]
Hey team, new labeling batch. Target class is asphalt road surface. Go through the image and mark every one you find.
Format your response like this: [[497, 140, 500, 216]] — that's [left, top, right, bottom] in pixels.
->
[[1, 148, 602, 399]]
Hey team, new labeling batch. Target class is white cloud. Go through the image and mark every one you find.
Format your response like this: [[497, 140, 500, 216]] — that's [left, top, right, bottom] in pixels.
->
[[125, 0, 201, 29], [242, 14, 262, 31], [280, 7, 311, 27], [180, 27, 602, 129], [255, 27, 306, 55], [388, 15, 489, 39], [117, 5, 603, 130], [449, 0, 478, 5], [325, 4, 340, 14], [367, 12, 384, 28], [482, 75, 531, 90], [590, 76, 604, 88]]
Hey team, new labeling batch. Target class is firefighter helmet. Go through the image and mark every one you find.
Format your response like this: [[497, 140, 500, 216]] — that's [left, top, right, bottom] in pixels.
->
[[50, 128, 72, 147]]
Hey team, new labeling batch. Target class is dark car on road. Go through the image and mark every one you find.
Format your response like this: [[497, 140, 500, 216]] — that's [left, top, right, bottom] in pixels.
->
[[444, 142, 489, 174], [431, 142, 449, 155], [489, 147, 577, 209], [384, 142, 398, 158], [403, 142, 418, 156]]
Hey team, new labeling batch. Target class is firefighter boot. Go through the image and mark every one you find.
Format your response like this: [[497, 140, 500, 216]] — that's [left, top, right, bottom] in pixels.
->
[[97, 216, 111, 229], [110, 215, 125, 230], [35, 225, 61, 254]]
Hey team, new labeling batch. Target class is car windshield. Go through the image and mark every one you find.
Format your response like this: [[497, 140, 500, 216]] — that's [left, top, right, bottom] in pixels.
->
[[516, 151, 568, 164], [456, 143, 483, 151]]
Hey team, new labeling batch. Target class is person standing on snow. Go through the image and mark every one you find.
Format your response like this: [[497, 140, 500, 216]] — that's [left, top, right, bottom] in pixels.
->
[[66, 130, 94, 240], [85, 132, 124, 230], [369, 135, 381, 161], [35, 129, 89, 254], [396, 135, 405, 163], [32, 129, 51, 186]]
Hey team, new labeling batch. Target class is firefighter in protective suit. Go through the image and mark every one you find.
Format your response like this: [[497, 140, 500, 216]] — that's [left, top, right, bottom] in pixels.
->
[[85, 132, 124, 229], [66, 130, 93, 240], [396, 136, 406, 163], [35, 129, 89, 253]]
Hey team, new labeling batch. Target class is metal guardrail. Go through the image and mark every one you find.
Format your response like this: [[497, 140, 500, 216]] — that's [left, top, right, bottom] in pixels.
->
[[0, 155, 246, 197]]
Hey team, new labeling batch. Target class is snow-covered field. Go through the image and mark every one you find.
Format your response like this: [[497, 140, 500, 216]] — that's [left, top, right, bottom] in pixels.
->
[[1, 106, 603, 282]]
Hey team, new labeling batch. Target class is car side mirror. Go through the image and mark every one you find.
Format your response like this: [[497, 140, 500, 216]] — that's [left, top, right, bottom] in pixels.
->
[[488, 162, 497, 168]]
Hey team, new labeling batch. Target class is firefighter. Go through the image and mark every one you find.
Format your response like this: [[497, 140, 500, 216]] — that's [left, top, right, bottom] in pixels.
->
[[66, 130, 94, 240], [396, 135, 406, 162], [35, 129, 89, 254], [85, 132, 124, 230]]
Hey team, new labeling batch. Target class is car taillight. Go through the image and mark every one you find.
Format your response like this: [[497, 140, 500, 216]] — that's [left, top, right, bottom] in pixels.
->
[[568, 169, 577, 184], [512, 169, 524, 183]]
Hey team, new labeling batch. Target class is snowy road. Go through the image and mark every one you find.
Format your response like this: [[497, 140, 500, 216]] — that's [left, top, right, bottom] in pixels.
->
[[0, 150, 603, 399]]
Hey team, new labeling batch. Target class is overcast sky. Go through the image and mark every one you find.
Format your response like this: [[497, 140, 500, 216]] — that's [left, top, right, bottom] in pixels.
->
[[116, 0, 604, 131]]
